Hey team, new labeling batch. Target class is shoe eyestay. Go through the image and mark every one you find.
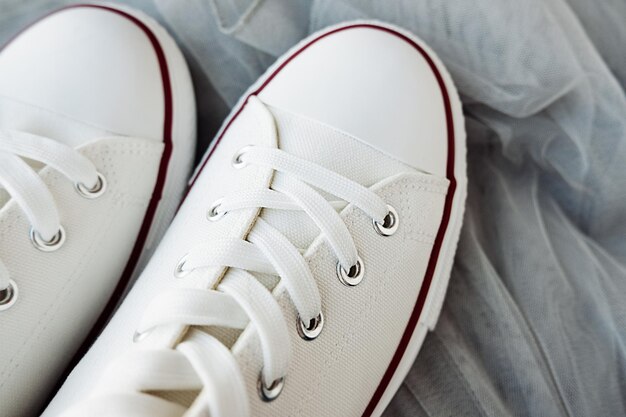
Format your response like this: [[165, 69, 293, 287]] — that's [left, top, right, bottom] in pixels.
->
[[30, 225, 66, 252], [0, 279, 17, 311], [257, 373, 285, 402], [297, 311, 324, 341], [174, 253, 192, 278], [373, 205, 399, 236], [336, 256, 364, 287], [232, 145, 254, 169], [75, 172, 107, 199], [207, 199, 227, 221]]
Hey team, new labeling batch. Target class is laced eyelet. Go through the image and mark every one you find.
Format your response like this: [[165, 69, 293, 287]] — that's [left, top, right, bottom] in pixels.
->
[[75, 172, 107, 199], [0, 280, 18, 311], [174, 254, 191, 278], [30, 226, 66, 252], [257, 373, 284, 402], [297, 312, 324, 341], [373, 205, 399, 236], [132, 329, 151, 343], [232, 145, 253, 169], [206, 199, 226, 221], [336, 256, 364, 287]]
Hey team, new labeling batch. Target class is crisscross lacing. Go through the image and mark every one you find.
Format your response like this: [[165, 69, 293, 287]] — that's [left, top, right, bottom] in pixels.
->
[[0, 129, 101, 303], [61, 97, 392, 417]]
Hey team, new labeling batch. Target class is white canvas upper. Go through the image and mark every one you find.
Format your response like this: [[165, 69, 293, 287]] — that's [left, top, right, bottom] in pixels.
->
[[45, 22, 466, 417], [0, 4, 195, 416]]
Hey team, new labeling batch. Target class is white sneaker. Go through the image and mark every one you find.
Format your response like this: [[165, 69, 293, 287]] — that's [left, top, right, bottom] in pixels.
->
[[0, 4, 195, 416], [46, 21, 466, 417]]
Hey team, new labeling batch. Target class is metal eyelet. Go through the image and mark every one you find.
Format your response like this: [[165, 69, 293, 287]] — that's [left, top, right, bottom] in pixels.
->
[[232, 145, 253, 169], [30, 226, 66, 252], [257, 373, 284, 402], [174, 254, 191, 278], [0, 280, 18, 311], [206, 199, 226, 221], [132, 329, 151, 343], [75, 172, 107, 199], [297, 312, 324, 341], [373, 205, 399, 236], [336, 256, 364, 287]]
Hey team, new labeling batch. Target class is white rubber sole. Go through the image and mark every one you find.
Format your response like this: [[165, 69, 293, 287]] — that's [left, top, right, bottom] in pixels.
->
[[194, 20, 467, 417]]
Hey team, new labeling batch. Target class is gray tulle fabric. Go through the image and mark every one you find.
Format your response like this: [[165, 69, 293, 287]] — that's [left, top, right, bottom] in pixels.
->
[[2, 0, 625, 415]]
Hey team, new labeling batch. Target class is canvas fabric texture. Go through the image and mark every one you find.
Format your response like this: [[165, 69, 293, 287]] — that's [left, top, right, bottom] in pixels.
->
[[3, 0, 626, 416], [0, 136, 163, 417], [236, 173, 448, 417]]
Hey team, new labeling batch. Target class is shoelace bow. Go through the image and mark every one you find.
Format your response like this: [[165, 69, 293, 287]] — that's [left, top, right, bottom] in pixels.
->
[[0, 129, 102, 307], [62, 98, 393, 417]]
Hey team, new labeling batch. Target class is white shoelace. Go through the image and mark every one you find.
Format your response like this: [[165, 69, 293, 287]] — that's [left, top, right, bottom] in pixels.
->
[[0, 129, 101, 304], [63, 98, 392, 417]]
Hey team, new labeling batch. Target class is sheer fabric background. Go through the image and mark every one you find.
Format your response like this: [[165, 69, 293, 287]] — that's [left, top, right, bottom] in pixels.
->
[[2, 0, 625, 415]]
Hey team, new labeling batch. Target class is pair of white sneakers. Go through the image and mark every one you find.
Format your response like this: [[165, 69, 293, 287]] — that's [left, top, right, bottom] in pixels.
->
[[0, 4, 467, 417]]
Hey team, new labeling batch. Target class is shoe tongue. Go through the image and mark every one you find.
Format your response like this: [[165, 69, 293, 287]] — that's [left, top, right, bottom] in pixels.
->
[[260, 104, 413, 252]]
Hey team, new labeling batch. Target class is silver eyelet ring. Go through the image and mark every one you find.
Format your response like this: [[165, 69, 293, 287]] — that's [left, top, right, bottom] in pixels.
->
[[30, 226, 66, 252], [174, 253, 191, 278], [232, 145, 254, 169], [336, 256, 364, 287], [75, 172, 107, 199], [373, 205, 399, 236], [206, 199, 226, 221], [132, 329, 151, 343], [257, 373, 285, 402], [297, 312, 324, 341], [0, 280, 18, 311]]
